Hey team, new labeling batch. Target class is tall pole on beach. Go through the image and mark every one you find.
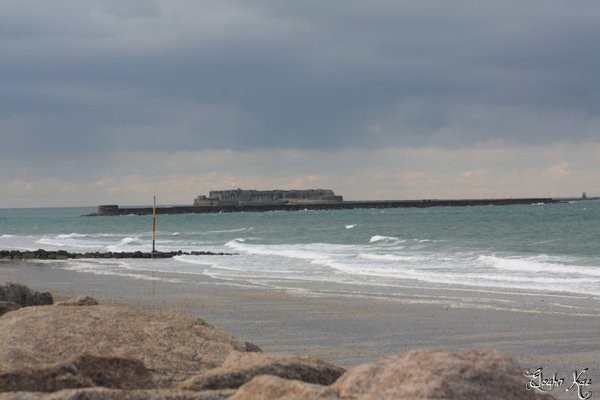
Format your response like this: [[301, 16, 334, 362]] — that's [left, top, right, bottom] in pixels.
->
[[152, 195, 157, 255]]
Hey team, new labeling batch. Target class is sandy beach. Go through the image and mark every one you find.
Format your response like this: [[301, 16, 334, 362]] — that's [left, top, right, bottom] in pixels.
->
[[2, 260, 599, 399]]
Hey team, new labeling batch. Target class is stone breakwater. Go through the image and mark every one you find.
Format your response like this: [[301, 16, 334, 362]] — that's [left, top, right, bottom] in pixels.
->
[[0, 283, 553, 399], [0, 249, 234, 260], [91, 198, 561, 216]]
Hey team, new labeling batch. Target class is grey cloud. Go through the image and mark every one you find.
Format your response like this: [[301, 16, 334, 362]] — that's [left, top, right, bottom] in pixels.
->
[[1, 0, 600, 162]]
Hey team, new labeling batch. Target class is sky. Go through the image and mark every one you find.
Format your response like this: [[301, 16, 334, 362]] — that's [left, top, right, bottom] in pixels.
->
[[1, 0, 599, 207]]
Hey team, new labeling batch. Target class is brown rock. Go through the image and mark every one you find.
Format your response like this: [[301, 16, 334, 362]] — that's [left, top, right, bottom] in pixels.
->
[[0, 305, 260, 388], [0, 355, 153, 392], [69, 354, 155, 389], [56, 296, 99, 306], [230, 375, 339, 400], [0, 302, 21, 317], [179, 351, 344, 391], [333, 348, 545, 400]]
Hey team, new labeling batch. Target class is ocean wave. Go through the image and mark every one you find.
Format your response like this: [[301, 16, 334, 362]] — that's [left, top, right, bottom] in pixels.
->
[[104, 236, 146, 252], [224, 239, 369, 272], [208, 227, 252, 234], [358, 253, 420, 262], [479, 255, 600, 277], [368, 235, 405, 244], [36, 237, 67, 247], [56, 233, 90, 239], [226, 239, 332, 262]]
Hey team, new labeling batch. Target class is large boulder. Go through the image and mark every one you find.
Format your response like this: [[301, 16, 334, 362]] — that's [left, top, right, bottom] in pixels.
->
[[0, 304, 260, 388], [332, 348, 544, 400], [179, 351, 345, 391], [0, 283, 52, 306]]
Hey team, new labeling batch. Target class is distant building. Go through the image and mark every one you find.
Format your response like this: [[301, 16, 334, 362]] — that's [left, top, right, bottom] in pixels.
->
[[194, 189, 343, 206]]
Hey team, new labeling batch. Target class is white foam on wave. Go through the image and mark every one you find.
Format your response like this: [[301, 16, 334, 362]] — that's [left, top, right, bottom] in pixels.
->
[[57, 233, 90, 239], [209, 227, 251, 234], [326, 262, 419, 280], [358, 253, 420, 262], [226, 237, 366, 257], [320, 250, 600, 297], [105, 236, 145, 252], [369, 235, 398, 243], [33, 232, 138, 251], [368, 235, 407, 246], [226, 239, 338, 264], [35, 237, 63, 247], [345, 224, 356, 229], [58, 232, 127, 239], [479, 255, 600, 277]]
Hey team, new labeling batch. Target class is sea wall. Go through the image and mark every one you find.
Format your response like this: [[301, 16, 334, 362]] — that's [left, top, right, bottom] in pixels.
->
[[92, 198, 560, 216]]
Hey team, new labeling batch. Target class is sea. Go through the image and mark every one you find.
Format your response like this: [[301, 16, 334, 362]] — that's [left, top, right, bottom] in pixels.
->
[[1, 201, 600, 317]]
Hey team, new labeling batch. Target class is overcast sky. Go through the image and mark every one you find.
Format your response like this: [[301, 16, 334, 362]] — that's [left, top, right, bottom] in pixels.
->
[[1, 1, 599, 207]]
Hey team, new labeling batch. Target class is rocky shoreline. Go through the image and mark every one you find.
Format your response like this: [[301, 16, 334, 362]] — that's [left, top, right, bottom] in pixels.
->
[[0, 283, 553, 400], [0, 249, 234, 260]]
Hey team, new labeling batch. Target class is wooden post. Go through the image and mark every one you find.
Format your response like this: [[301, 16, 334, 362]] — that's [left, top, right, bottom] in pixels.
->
[[152, 195, 157, 255]]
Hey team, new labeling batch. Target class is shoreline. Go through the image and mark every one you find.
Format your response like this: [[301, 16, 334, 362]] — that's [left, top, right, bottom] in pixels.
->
[[2, 260, 599, 399]]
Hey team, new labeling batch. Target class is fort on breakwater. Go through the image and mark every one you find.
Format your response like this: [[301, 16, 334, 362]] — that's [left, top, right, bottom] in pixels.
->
[[91, 188, 561, 216]]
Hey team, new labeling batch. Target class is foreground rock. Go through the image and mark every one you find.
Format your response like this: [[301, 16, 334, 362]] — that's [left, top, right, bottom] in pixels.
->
[[333, 348, 545, 400], [0, 304, 259, 388], [179, 351, 345, 391]]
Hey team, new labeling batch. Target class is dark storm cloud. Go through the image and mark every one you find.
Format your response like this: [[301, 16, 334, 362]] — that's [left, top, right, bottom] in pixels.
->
[[1, 0, 600, 159]]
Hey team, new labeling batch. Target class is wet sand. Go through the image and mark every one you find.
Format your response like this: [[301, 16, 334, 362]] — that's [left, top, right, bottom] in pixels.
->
[[2, 260, 599, 399]]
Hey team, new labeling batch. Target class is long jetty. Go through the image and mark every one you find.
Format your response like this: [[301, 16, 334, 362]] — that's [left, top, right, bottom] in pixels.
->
[[0, 249, 233, 260], [90, 198, 560, 216]]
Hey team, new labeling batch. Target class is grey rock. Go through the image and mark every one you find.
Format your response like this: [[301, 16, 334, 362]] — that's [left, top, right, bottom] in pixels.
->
[[0, 283, 53, 306], [56, 296, 99, 306], [0, 302, 21, 317]]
